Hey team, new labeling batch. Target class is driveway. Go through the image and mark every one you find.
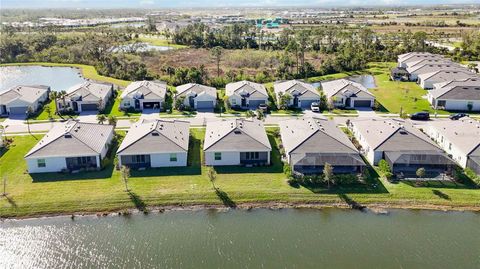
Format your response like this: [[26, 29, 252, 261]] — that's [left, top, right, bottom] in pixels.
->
[[355, 107, 378, 117]]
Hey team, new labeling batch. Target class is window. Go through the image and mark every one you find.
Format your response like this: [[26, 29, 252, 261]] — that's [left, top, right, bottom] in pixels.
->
[[245, 152, 260, 160], [214, 152, 222, 161], [134, 155, 146, 163], [170, 153, 177, 162], [449, 143, 452, 150], [124, 102, 130, 107], [437, 100, 446, 108], [231, 99, 237, 105], [37, 159, 46, 168]]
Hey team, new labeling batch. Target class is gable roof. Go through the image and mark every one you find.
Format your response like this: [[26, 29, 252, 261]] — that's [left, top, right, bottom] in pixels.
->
[[121, 80, 167, 100], [203, 118, 271, 152], [25, 121, 114, 158], [225, 80, 268, 98], [273, 80, 319, 97], [427, 119, 480, 156], [407, 63, 465, 75], [0, 85, 50, 105], [406, 58, 454, 69], [117, 119, 189, 155], [321, 79, 374, 99], [175, 83, 216, 98], [351, 118, 439, 151], [433, 77, 480, 90], [398, 52, 445, 64], [280, 117, 358, 156], [430, 78, 480, 100], [66, 81, 112, 102], [418, 70, 477, 82]]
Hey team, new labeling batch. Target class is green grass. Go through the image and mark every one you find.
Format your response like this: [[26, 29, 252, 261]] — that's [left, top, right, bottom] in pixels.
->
[[137, 37, 188, 49], [1, 128, 480, 218], [0, 62, 131, 87]]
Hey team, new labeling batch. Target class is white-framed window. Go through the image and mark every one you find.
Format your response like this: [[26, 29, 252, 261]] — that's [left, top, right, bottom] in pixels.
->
[[214, 152, 222, 161], [124, 102, 130, 107], [37, 159, 46, 168], [231, 99, 237, 105], [170, 153, 177, 162]]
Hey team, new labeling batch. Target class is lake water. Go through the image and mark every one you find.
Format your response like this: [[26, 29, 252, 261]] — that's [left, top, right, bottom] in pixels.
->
[[0, 66, 86, 93], [312, 75, 377, 89], [1, 209, 479, 268], [112, 42, 173, 53]]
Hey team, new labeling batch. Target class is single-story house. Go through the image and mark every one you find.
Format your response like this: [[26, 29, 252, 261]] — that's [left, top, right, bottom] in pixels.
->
[[225, 80, 269, 109], [120, 80, 167, 111], [397, 52, 445, 68], [0, 85, 50, 117], [280, 117, 365, 175], [390, 67, 409, 81], [427, 78, 480, 111], [418, 70, 478, 90], [424, 119, 480, 175], [174, 83, 217, 110], [273, 80, 320, 109], [321, 79, 375, 108], [117, 119, 190, 168], [203, 118, 271, 166], [58, 81, 114, 113], [24, 120, 114, 173], [407, 63, 466, 81], [349, 118, 455, 177]]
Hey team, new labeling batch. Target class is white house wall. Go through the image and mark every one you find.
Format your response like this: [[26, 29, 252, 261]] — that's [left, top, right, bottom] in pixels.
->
[[26, 157, 67, 173], [205, 151, 240, 166], [150, 152, 188, 167], [425, 126, 469, 167]]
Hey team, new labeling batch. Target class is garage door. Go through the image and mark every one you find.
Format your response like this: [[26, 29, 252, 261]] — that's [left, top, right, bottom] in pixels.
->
[[353, 100, 372, 107], [81, 104, 98, 111], [9, 106, 29, 115], [143, 102, 160, 109], [300, 100, 317, 109], [248, 100, 266, 109], [196, 101, 214, 109]]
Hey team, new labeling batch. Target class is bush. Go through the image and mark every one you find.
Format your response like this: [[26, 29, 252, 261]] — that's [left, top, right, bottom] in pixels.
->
[[378, 159, 393, 179]]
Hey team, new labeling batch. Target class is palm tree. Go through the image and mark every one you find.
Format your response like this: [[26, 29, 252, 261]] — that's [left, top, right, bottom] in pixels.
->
[[97, 114, 107, 124], [108, 115, 117, 126], [245, 110, 256, 119], [210, 46, 223, 77], [121, 165, 130, 192], [49, 91, 59, 115], [323, 162, 334, 189], [207, 166, 217, 190]]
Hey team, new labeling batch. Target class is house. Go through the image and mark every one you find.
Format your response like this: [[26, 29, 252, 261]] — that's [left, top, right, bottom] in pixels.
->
[[321, 79, 375, 108], [349, 118, 455, 177], [0, 85, 50, 117], [397, 52, 445, 68], [424, 119, 480, 175], [117, 119, 190, 168], [203, 118, 271, 166], [225, 80, 268, 109], [24, 121, 114, 173], [174, 83, 217, 110], [427, 78, 480, 111], [390, 67, 409, 81], [417, 70, 478, 89], [407, 63, 466, 81], [279, 117, 365, 175], [120, 81, 167, 111], [273, 80, 320, 109], [58, 81, 113, 113]]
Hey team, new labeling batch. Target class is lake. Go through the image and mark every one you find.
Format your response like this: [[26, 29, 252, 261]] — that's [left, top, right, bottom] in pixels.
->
[[312, 75, 377, 89], [112, 42, 173, 53], [0, 66, 86, 93], [1, 209, 479, 268]]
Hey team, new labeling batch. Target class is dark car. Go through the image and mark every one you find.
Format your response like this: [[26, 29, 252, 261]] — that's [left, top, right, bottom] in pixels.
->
[[449, 113, 469, 120], [258, 103, 269, 113], [410, 112, 430, 121]]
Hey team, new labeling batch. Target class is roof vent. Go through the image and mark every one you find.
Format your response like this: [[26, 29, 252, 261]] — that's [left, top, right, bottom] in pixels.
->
[[152, 132, 159, 136], [64, 134, 72, 138], [234, 130, 241, 134]]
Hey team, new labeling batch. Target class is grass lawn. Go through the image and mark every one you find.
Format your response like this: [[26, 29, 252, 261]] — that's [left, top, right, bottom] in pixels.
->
[[1, 128, 480, 218], [137, 37, 188, 49], [0, 62, 131, 87]]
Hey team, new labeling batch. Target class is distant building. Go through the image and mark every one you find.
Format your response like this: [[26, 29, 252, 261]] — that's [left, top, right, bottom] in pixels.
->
[[121, 81, 167, 111], [427, 78, 480, 111], [418, 70, 478, 89], [174, 83, 217, 110], [274, 80, 320, 109], [225, 81, 268, 110], [0, 85, 50, 117], [58, 81, 113, 113], [321, 79, 375, 108]]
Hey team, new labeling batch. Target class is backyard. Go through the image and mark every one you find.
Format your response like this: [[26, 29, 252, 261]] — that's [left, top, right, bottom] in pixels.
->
[[1, 128, 479, 218]]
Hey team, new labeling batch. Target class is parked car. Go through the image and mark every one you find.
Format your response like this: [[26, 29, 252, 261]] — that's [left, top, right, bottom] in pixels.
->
[[258, 103, 268, 113], [410, 112, 430, 121], [449, 113, 469, 120], [310, 102, 320, 112]]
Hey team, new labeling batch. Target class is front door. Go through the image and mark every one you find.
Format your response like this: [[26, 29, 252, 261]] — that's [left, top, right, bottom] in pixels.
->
[[72, 102, 78, 112], [241, 98, 247, 107], [293, 97, 299, 108], [135, 99, 140, 109], [189, 96, 195, 108]]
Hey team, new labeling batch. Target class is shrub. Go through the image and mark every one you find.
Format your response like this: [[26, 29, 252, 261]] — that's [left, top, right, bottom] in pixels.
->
[[378, 159, 393, 179]]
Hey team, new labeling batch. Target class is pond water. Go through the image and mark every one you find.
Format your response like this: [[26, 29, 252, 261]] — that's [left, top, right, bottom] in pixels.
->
[[0, 66, 86, 93], [110, 22, 146, 28], [312, 75, 377, 89], [112, 42, 173, 53], [1, 208, 479, 268]]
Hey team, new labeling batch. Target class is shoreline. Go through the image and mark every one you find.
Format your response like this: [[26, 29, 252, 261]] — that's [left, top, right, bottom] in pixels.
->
[[2, 201, 479, 221]]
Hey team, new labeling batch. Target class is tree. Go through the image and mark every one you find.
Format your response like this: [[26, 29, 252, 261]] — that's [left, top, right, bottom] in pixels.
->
[[44, 105, 52, 119], [121, 165, 130, 192], [416, 167, 426, 179], [210, 46, 223, 77], [323, 162, 334, 189], [108, 115, 117, 126], [207, 166, 217, 189], [245, 110, 256, 119], [174, 96, 186, 111], [256, 109, 265, 121], [378, 159, 393, 179], [278, 92, 292, 110], [49, 91, 59, 115], [97, 114, 107, 124]]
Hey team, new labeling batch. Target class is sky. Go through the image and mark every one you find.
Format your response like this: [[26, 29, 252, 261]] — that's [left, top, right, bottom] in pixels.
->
[[1, 0, 479, 9]]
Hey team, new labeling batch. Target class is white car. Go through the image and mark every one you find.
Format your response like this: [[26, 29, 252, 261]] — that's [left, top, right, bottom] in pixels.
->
[[310, 102, 320, 112]]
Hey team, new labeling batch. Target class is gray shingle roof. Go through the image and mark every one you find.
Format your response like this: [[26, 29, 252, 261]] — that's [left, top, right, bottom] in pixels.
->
[[66, 81, 113, 102], [0, 85, 50, 105], [121, 80, 167, 100], [398, 52, 445, 64], [203, 118, 271, 152], [25, 121, 114, 158], [175, 83, 216, 98], [225, 80, 268, 97], [407, 63, 466, 75], [430, 78, 480, 100], [117, 119, 190, 155], [418, 70, 477, 82], [321, 79, 374, 99], [273, 80, 319, 97], [427, 119, 480, 156]]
